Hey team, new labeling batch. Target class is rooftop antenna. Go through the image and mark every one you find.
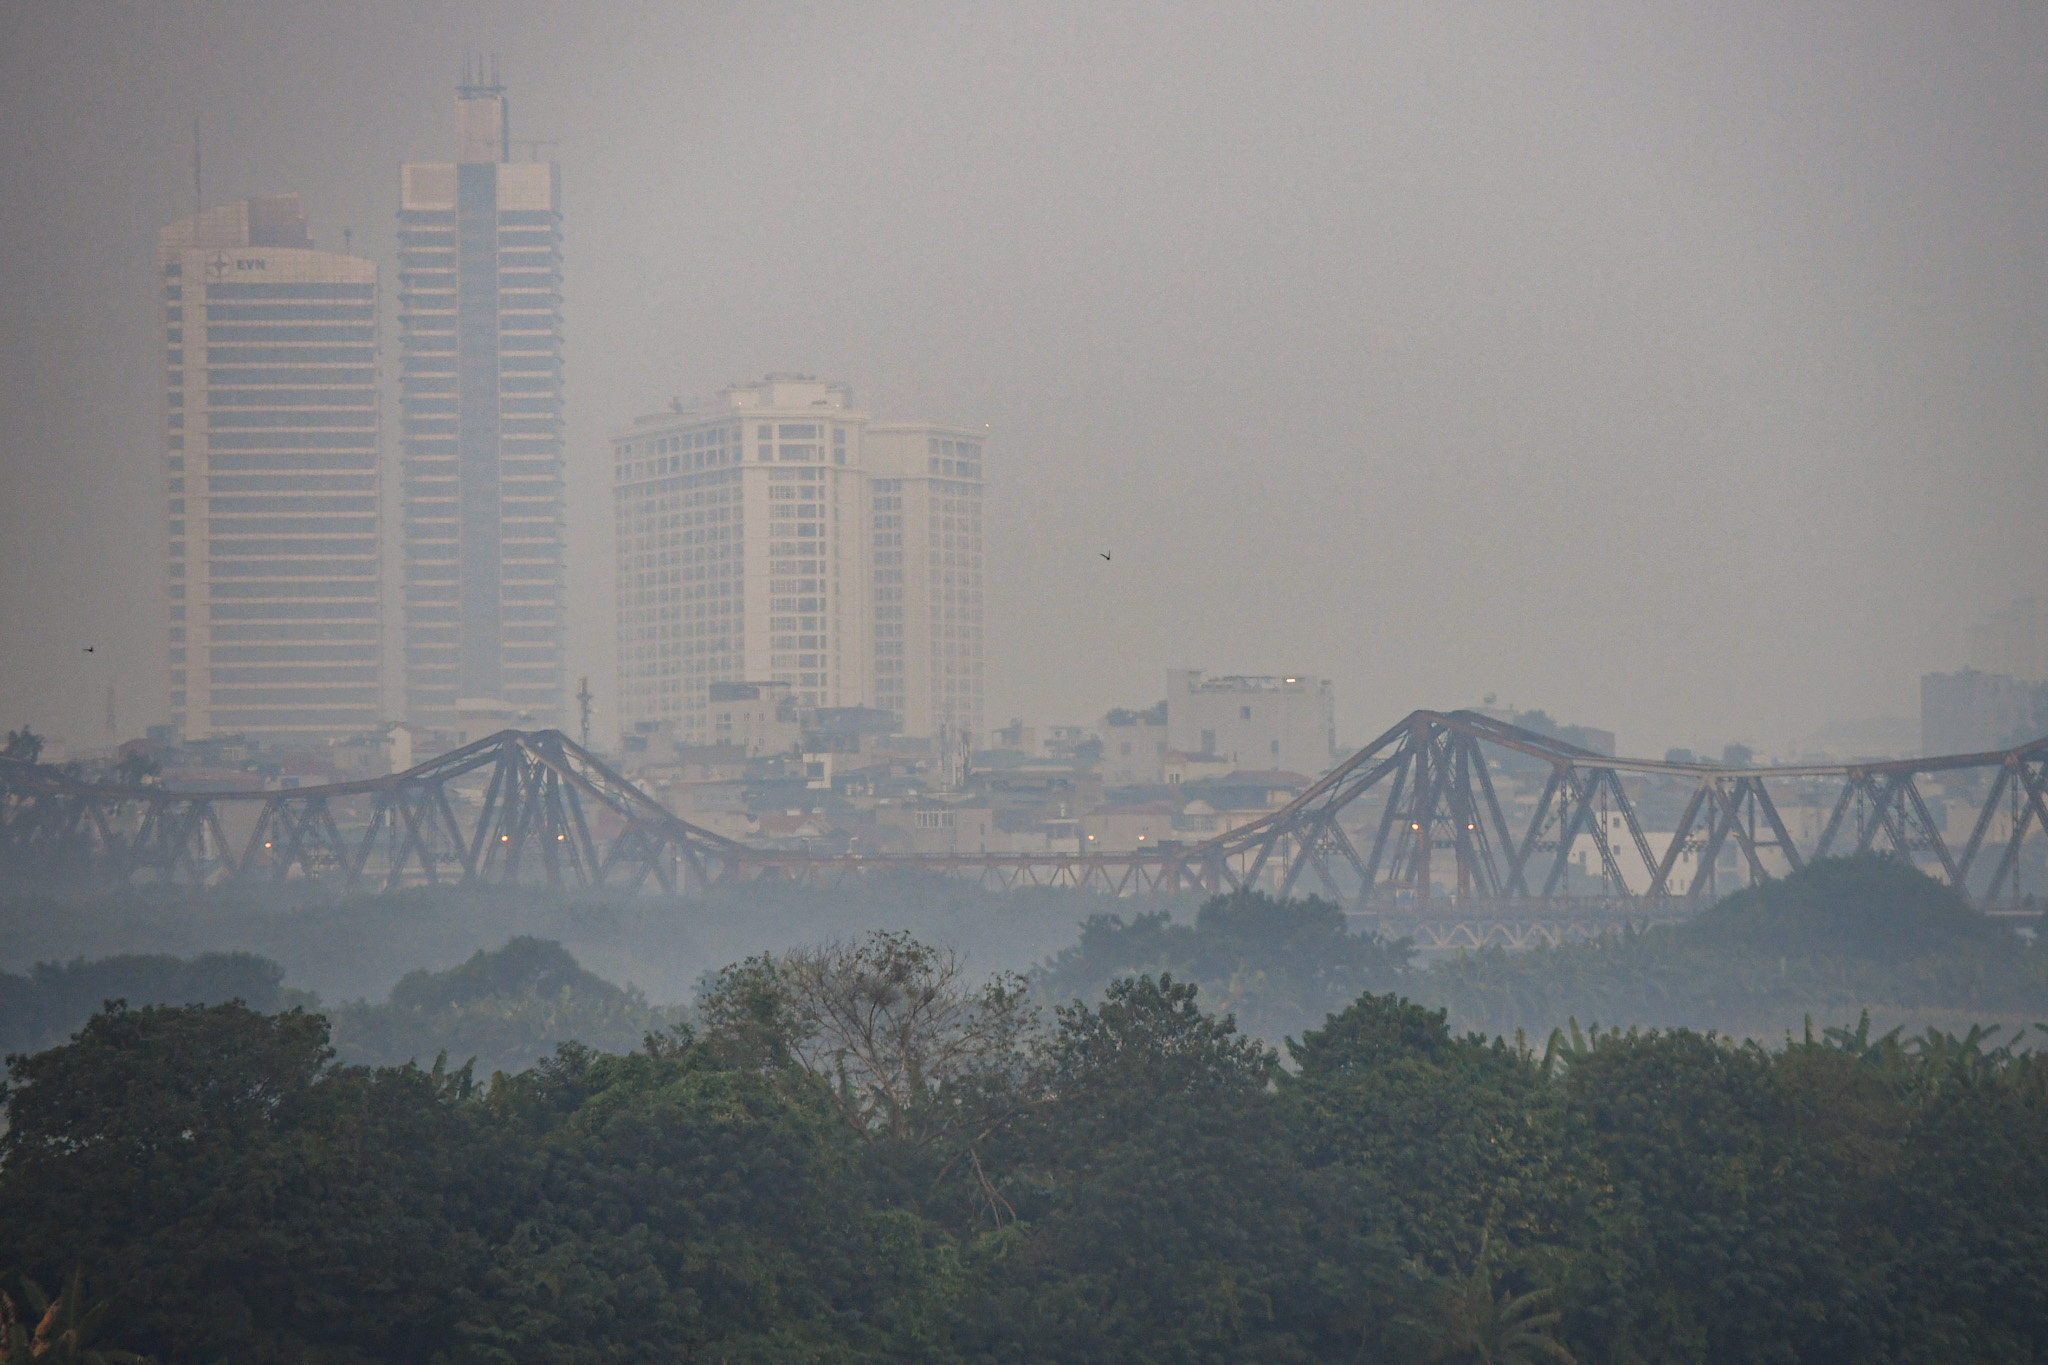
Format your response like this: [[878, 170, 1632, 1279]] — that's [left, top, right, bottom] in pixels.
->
[[192, 117, 202, 218]]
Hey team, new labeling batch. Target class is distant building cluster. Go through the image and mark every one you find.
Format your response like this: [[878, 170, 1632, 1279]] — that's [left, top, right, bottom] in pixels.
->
[[98, 667, 1348, 868], [151, 74, 985, 759], [612, 668, 1338, 858]]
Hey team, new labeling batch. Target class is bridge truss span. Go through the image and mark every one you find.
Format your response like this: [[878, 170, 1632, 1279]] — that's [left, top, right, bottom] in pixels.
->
[[1205, 710, 2048, 915], [3, 714, 2045, 922]]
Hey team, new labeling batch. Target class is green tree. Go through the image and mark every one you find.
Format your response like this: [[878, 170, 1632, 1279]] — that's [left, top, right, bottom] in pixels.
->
[[774, 930, 1038, 1148], [1422, 855, 2048, 1039], [1423, 1235, 1574, 1364], [0, 951, 282, 1056], [1281, 995, 1594, 1359], [0, 1002, 501, 1363], [1866, 1028, 2048, 1357], [962, 974, 1332, 1361], [1556, 1028, 1887, 1363], [326, 937, 684, 1074], [453, 1035, 961, 1361], [1036, 891, 1412, 1043]]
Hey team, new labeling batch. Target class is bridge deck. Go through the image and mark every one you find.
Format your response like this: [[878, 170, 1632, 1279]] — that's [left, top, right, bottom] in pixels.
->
[[3, 714, 2043, 922]]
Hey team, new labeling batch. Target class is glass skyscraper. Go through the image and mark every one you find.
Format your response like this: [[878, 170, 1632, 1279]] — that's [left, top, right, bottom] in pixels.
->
[[398, 72, 565, 728], [157, 195, 382, 742]]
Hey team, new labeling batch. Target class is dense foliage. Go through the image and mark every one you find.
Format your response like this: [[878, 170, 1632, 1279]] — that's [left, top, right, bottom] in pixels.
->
[[324, 936, 685, 1075], [0, 951, 280, 1056], [1035, 890, 1412, 1042], [6, 938, 2046, 1362], [0, 939, 676, 1079], [1031, 858, 2048, 1043], [1428, 855, 2048, 1037]]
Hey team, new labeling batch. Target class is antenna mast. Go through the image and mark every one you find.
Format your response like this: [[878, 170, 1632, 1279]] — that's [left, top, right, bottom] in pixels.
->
[[192, 118, 202, 217]]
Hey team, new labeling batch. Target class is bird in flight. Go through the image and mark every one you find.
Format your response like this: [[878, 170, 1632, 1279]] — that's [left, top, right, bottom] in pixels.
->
[[81, 646, 94, 653], [1099, 552, 1111, 561]]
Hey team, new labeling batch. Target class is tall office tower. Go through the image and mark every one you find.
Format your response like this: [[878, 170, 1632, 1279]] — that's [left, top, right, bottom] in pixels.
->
[[398, 69, 566, 728], [157, 196, 382, 742], [862, 425, 985, 740], [611, 376, 872, 745]]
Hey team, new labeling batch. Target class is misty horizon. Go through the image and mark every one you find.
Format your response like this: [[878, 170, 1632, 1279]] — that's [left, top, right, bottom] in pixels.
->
[[3, 2, 2043, 761]]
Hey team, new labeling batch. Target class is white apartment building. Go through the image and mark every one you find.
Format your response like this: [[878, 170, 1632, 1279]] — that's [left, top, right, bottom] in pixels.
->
[[863, 424, 986, 741], [612, 380, 986, 749], [1166, 670, 1336, 777], [158, 195, 382, 741], [612, 377, 872, 744]]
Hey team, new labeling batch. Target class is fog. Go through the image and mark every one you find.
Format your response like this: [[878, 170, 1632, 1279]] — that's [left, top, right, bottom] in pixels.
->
[[2, 1, 2042, 759]]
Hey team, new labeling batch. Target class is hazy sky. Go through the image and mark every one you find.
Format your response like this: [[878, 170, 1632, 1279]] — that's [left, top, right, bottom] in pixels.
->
[[1, 1, 2042, 759]]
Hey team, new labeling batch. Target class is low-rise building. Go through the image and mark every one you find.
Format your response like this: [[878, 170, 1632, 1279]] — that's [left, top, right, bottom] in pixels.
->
[[875, 799, 997, 853], [1162, 751, 1237, 786], [1080, 801, 1181, 850], [1166, 670, 1335, 777], [1097, 702, 1168, 786], [709, 680, 802, 757]]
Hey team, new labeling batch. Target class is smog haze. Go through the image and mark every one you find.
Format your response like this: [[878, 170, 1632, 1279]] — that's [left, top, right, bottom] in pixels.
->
[[1, 1, 2043, 757]]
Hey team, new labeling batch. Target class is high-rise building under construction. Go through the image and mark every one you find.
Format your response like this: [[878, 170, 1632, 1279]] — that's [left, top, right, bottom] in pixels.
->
[[398, 67, 566, 727]]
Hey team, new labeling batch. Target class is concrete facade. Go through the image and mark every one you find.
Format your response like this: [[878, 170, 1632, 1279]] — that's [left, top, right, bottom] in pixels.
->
[[610, 381, 985, 748], [399, 77, 566, 728], [611, 377, 872, 744], [157, 196, 382, 742], [863, 424, 986, 742], [1165, 670, 1335, 778], [1096, 707, 1169, 786], [707, 680, 802, 756]]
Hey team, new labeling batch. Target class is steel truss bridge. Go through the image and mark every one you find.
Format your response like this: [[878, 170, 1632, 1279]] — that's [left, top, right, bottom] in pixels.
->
[[3, 713, 2044, 946]]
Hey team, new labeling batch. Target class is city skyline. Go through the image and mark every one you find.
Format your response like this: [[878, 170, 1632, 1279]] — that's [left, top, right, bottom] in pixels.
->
[[4, 5, 2044, 760]]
